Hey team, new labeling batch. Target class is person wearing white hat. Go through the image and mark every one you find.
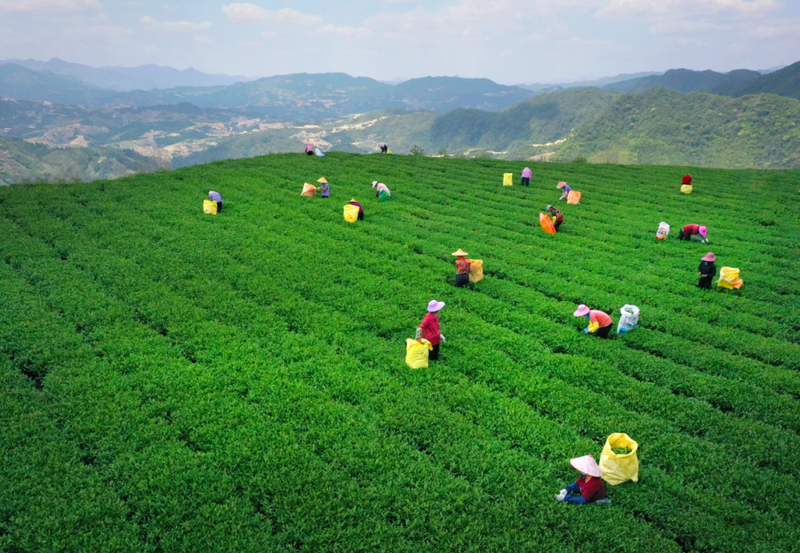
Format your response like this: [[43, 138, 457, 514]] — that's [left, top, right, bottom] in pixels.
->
[[372, 181, 391, 200], [416, 300, 446, 361], [452, 249, 471, 287], [555, 455, 609, 504]]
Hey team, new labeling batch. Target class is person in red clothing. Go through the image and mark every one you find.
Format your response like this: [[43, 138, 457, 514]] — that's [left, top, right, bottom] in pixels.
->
[[348, 198, 364, 220], [452, 249, 471, 287], [682, 174, 692, 185], [416, 300, 446, 361], [574, 304, 613, 339], [555, 455, 609, 504], [678, 224, 708, 243]]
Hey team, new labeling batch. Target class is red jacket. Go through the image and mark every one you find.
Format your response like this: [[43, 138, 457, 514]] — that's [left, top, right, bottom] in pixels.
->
[[682, 175, 692, 185], [682, 224, 701, 236], [576, 476, 607, 502], [419, 313, 441, 345]]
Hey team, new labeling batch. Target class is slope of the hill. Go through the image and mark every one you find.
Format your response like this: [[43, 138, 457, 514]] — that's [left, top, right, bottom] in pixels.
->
[[718, 60, 800, 100], [1, 153, 799, 552], [555, 89, 800, 168], [606, 68, 762, 94], [0, 64, 114, 105], [393, 76, 536, 112], [0, 137, 159, 184]]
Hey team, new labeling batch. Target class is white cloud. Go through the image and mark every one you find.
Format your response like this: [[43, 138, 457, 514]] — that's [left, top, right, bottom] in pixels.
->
[[140, 15, 212, 33], [753, 21, 800, 38], [649, 19, 731, 34], [221, 4, 322, 26], [0, 0, 99, 14], [598, 0, 781, 18]]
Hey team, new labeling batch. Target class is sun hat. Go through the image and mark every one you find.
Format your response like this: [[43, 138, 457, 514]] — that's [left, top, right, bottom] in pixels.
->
[[557, 182, 567, 189], [349, 198, 358, 202], [546, 205, 553, 211], [699, 226, 708, 237], [451, 249, 469, 257], [573, 304, 590, 317], [570, 454, 603, 477], [317, 177, 328, 184], [372, 181, 378, 187], [427, 300, 445, 312], [701, 252, 716, 262]]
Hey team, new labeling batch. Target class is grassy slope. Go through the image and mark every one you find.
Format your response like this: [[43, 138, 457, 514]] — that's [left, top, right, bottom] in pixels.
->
[[1, 153, 799, 552]]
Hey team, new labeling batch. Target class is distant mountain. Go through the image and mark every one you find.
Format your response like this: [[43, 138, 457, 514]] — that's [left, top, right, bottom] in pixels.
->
[[0, 137, 159, 184], [0, 64, 115, 105], [717, 61, 800, 100], [392, 76, 536, 112], [555, 88, 800, 169], [605, 68, 762, 94], [0, 58, 250, 91], [519, 72, 662, 92]]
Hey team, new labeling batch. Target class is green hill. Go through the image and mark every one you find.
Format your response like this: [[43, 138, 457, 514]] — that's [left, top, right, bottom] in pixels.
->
[[606, 68, 762, 94], [0, 137, 159, 184], [1, 153, 799, 552], [555, 89, 800, 168], [719, 60, 800, 100], [0, 64, 114, 106]]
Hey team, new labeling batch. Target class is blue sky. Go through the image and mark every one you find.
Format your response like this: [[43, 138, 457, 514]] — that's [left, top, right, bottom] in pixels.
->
[[0, 0, 797, 84]]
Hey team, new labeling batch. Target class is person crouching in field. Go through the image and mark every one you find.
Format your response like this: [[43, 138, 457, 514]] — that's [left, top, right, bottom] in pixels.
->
[[305, 143, 314, 155], [557, 181, 572, 200], [574, 304, 613, 338], [452, 249, 471, 287], [416, 300, 446, 361], [546, 205, 564, 232], [521, 167, 532, 186], [698, 252, 717, 289], [372, 181, 391, 200], [209, 190, 223, 213], [682, 174, 692, 185], [555, 455, 609, 504], [348, 198, 364, 220], [380, 143, 388, 154], [678, 224, 708, 243]]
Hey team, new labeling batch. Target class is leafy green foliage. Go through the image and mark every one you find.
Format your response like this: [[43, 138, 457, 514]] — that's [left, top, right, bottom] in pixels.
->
[[606, 68, 761, 94], [1, 152, 798, 551]]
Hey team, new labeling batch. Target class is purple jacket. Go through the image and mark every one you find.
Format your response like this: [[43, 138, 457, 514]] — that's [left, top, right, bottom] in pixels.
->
[[522, 167, 532, 179], [319, 183, 329, 197]]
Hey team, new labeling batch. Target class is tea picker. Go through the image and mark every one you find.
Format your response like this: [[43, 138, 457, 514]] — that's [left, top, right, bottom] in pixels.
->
[[698, 252, 717, 289], [415, 300, 446, 361], [521, 167, 532, 187], [452, 249, 471, 287], [546, 205, 564, 232], [574, 304, 613, 338], [305, 143, 314, 155], [318, 177, 329, 198], [209, 190, 223, 213], [554, 455, 610, 504], [349, 199, 364, 220], [557, 181, 572, 200], [678, 224, 708, 243], [372, 181, 391, 201]]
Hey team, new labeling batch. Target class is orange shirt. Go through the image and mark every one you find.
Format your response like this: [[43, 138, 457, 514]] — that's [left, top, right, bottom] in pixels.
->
[[590, 310, 613, 327]]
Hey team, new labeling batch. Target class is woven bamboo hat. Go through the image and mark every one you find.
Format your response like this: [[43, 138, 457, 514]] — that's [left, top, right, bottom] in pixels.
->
[[570, 455, 603, 477], [451, 249, 469, 257], [317, 177, 328, 184]]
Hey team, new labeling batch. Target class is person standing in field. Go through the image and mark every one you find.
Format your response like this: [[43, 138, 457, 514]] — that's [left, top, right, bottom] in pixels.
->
[[348, 198, 364, 220], [574, 304, 613, 339], [557, 181, 572, 200], [318, 178, 329, 198], [208, 190, 223, 213], [416, 300, 446, 361], [305, 143, 314, 155], [380, 144, 388, 154], [698, 252, 717, 289], [452, 249, 471, 287], [521, 167, 532, 187], [678, 224, 708, 243], [546, 205, 564, 232], [554, 455, 609, 504]]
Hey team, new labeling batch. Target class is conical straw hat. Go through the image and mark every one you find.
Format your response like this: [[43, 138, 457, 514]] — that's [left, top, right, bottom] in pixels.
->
[[451, 249, 469, 257], [317, 177, 328, 184], [570, 454, 603, 477]]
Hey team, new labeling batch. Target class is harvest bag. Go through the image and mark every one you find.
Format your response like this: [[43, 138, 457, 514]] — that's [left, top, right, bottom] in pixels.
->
[[503, 173, 513, 187], [468, 259, 484, 283], [617, 305, 639, 334], [718, 267, 743, 289], [343, 204, 360, 223], [681, 185, 693, 194], [539, 213, 556, 234], [599, 433, 640, 486], [301, 183, 317, 197], [656, 222, 670, 240], [203, 200, 217, 215], [405, 338, 432, 369], [567, 190, 581, 204]]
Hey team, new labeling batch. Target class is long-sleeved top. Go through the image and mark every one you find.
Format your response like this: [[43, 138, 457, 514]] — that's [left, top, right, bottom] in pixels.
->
[[419, 313, 441, 345], [682, 174, 693, 185], [547, 207, 563, 223], [564, 476, 607, 504], [698, 261, 716, 279], [456, 257, 471, 275], [375, 183, 391, 196], [589, 310, 613, 328], [559, 184, 572, 199], [349, 201, 364, 216], [305, 144, 313, 153], [319, 183, 329, 197], [682, 224, 701, 237], [209, 191, 222, 203], [522, 167, 532, 179]]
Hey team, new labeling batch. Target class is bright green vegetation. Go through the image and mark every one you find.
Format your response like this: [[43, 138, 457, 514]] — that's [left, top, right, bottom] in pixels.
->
[[1, 153, 799, 551]]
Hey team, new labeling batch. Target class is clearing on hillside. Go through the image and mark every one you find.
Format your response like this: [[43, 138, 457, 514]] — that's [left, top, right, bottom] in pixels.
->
[[1, 153, 799, 552]]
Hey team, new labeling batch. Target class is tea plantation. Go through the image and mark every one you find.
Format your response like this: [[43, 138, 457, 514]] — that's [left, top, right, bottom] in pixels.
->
[[1, 153, 798, 552]]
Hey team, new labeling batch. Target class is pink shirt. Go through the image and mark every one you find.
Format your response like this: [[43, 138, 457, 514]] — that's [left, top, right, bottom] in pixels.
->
[[590, 310, 613, 327], [522, 167, 532, 178], [376, 183, 390, 195]]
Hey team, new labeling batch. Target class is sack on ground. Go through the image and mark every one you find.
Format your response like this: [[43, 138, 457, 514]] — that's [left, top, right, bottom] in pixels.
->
[[718, 267, 743, 289], [405, 338, 432, 369], [539, 212, 556, 234], [567, 190, 581, 204], [203, 200, 217, 215], [617, 304, 639, 334], [314, 148, 325, 157], [681, 185, 693, 195], [656, 222, 670, 240], [600, 433, 640, 485], [343, 204, 360, 223], [301, 183, 317, 197], [503, 173, 513, 187], [468, 259, 484, 283]]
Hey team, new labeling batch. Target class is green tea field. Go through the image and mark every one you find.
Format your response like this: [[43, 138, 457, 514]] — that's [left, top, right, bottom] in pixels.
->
[[1, 153, 799, 552]]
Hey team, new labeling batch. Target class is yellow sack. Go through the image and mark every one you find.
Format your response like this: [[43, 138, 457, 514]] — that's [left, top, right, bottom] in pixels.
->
[[587, 321, 600, 333], [387, 149, 392, 154], [468, 259, 484, 283], [405, 338, 432, 369], [503, 173, 513, 187], [301, 183, 317, 197], [681, 185, 693, 195], [203, 200, 217, 215], [718, 267, 743, 289], [599, 433, 640, 485], [567, 190, 581, 204], [343, 204, 359, 223]]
